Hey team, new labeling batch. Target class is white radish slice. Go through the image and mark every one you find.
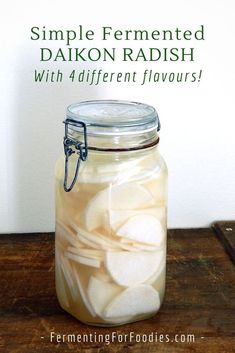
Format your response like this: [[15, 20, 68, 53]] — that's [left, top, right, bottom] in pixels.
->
[[142, 176, 167, 205], [77, 232, 103, 250], [84, 183, 155, 231], [67, 246, 104, 261], [117, 242, 140, 252], [77, 232, 119, 251], [65, 251, 101, 268], [112, 166, 142, 184], [108, 207, 165, 232], [117, 214, 165, 246], [78, 160, 142, 184], [71, 225, 147, 253], [105, 250, 164, 286], [126, 242, 159, 252], [56, 220, 77, 239], [74, 224, 135, 251], [94, 231, 142, 252], [93, 270, 111, 283], [146, 260, 166, 285], [71, 264, 96, 317], [103, 285, 160, 318], [56, 222, 84, 248], [55, 252, 70, 308], [59, 252, 79, 301], [75, 225, 116, 250], [87, 276, 122, 317], [119, 238, 159, 251]]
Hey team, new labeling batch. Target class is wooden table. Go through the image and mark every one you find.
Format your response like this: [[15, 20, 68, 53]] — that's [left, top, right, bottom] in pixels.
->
[[0, 222, 235, 353]]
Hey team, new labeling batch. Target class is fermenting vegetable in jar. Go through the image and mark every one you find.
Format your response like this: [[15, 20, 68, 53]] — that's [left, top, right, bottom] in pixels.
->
[[55, 100, 168, 326]]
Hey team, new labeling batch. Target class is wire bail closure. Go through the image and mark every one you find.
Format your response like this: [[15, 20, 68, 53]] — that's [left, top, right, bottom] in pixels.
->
[[63, 118, 88, 192]]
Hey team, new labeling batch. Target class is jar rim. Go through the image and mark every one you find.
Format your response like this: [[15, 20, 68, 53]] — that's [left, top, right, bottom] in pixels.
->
[[66, 100, 160, 136]]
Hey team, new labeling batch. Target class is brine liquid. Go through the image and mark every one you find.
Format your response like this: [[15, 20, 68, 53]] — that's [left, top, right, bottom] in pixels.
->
[[55, 150, 167, 326]]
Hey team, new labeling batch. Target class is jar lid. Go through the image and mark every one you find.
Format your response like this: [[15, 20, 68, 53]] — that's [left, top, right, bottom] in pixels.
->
[[63, 100, 161, 191], [66, 100, 160, 136]]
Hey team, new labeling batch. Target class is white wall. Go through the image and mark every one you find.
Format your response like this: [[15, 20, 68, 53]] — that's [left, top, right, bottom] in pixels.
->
[[1, 0, 235, 233]]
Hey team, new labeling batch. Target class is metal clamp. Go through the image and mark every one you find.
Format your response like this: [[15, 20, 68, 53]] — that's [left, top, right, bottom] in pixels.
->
[[63, 119, 88, 192]]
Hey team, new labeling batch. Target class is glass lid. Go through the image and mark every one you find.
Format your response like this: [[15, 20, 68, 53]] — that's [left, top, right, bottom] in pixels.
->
[[66, 100, 160, 136]]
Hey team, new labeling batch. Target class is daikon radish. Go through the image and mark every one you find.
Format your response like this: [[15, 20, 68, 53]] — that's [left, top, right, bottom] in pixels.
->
[[76, 226, 116, 250], [56, 221, 84, 248], [142, 175, 167, 205], [59, 252, 79, 301], [146, 252, 166, 285], [55, 252, 69, 308], [146, 265, 165, 286], [117, 242, 140, 252], [76, 232, 104, 250], [71, 264, 96, 317], [65, 251, 101, 268], [103, 285, 160, 318], [67, 246, 104, 261], [85, 183, 155, 231], [108, 207, 165, 232], [75, 224, 138, 251], [119, 238, 159, 251], [94, 270, 111, 283], [78, 162, 140, 184], [117, 214, 164, 246], [56, 220, 77, 238], [87, 276, 122, 317], [105, 250, 164, 286], [126, 242, 159, 252]]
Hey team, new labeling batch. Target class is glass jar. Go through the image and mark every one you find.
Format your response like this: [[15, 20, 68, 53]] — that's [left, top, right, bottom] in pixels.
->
[[55, 100, 167, 326]]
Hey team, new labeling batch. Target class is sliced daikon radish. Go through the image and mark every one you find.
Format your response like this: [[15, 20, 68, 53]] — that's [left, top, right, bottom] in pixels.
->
[[56, 221, 84, 248], [94, 270, 112, 283], [142, 176, 167, 205], [65, 251, 101, 268], [60, 253, 79, 301], [126, 242, 159, 252], [108, 207, 165, 232], [79, 161, 142, 184], [92, 231, 122, 250], [119, 238, 159, 251], [75, 224, 127, 251], [55, 252, 69, 308], [56, 273, 70, 308], [67, 246, 104, 261], [112, 166, 142, 184], [71, 264, 96, 317], [105, 250, 164, 286], [103, 285, 160, 318], [117, 214, 164, 246], [57, 220, 77, 238], [117, 242, 140, 252], [94, 230, 142, 252], [76, 225, 115, 250], [87, 276, 122, 317], [85, 183, 155, 231], [77, 232, 103, 250], [97, 232, 134, 250], [60, 256, 74, 288], [146, 262, 165, 285]]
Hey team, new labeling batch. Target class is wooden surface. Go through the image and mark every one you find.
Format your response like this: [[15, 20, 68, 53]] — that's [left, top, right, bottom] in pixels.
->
[[0, 223, 235, 353], [213, 221, 235, 264]]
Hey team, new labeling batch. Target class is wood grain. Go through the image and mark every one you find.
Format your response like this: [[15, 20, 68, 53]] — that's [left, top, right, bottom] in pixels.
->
[[0, 227, 234, 353], [213, 221, 235, 264]]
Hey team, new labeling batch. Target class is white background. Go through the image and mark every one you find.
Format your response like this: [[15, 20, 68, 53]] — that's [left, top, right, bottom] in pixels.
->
[[0, 0, 235, 233]]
